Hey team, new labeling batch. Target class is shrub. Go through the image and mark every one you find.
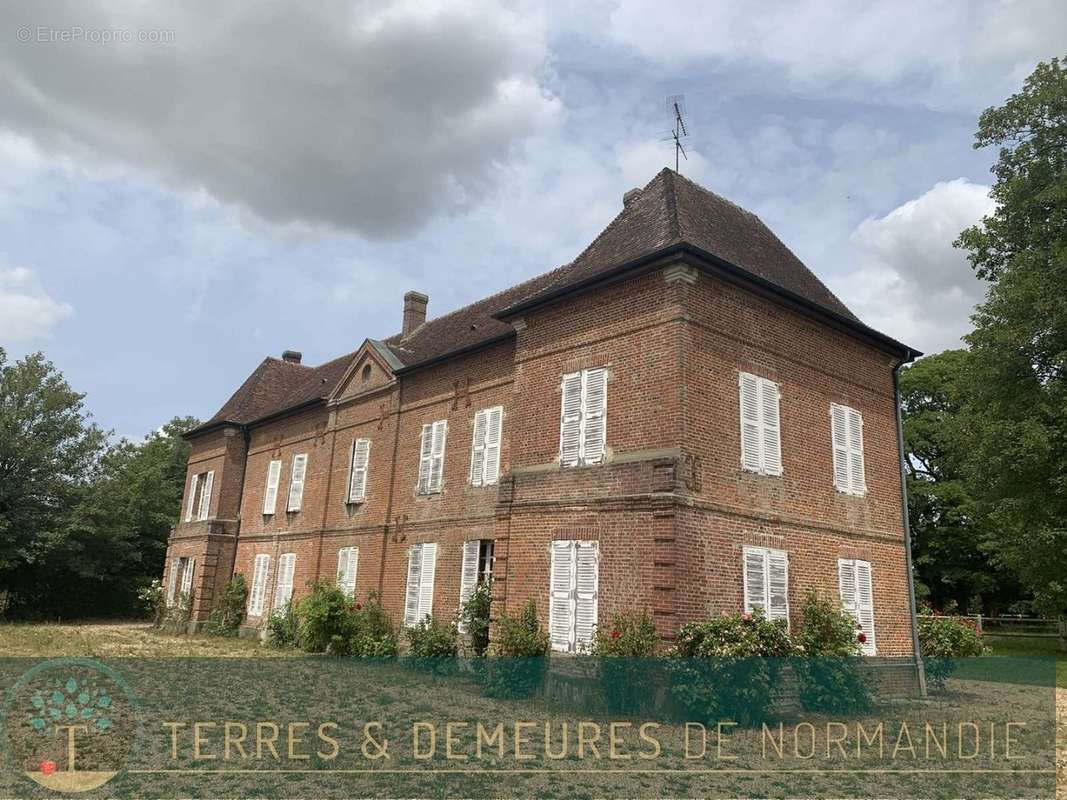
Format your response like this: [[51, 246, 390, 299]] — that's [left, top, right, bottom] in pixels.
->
[[793, 590, 871, 713], [592, 609, 661, 713], [918, 615, 986, 691], [669, 611, 794, 725], [492, 600, 550, 657], [350, 593, 399, 657], [460, 580, 493, 657], [204, 575, 247, 637], [139, 579, 165, 627], [482, 601, 549, 699], [297, 581, 357, 654], [267, 602, 300, 649], [592, 609, 659, 656], [160, 591, 193, 634], [406, 616, 458, 660]]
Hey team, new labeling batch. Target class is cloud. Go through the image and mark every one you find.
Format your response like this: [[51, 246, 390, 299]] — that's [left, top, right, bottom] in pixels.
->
[[833, 179, 995, 355], [0, 265, 74, 340], [0, 1, 559, 237]]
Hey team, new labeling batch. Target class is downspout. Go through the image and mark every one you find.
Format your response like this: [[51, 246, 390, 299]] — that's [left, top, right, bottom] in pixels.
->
[[893, 359, 927, 697], [224, 423, 252, 582], [378, 377, 405, 595]]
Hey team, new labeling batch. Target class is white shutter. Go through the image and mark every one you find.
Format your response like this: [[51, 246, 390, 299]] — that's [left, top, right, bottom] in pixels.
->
[[847, 408, 866, 494], [830, 404, 850, 491], [739, 374, 762, 473], [417, 424, 433, 494], [349, 439, 370, 503], [742, 546, 767, 614], [838, 558, 858, 614], [458, 540, 481, 632], [197, 471, 214, 520], [273, 553, 296, 610], [287, 454, 307, 511], [559, 373, 583, 467], [180, 557, 196, 597], [404, 545, 423, 626], [249, 554, 270, 616], [759, 380, 782, 475], [581, 369, 607, 465], [855, 560, 876, 654], [184, 474, 199, 522], [574, 541, 599, 650], [167, 558, 180, 605], [263, 460, 282, 514], [549, 541, 576, 652], [766, 549, 789, 626], [418, 542, 437, 620], [336, 547, 358, 598], [470, 410, 488, 486], [484, 406, 503, 484], [429, 422, 447, 493]]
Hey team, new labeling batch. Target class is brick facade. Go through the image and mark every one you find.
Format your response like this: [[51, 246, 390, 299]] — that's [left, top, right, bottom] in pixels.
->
[[163, 169, 920, 658]]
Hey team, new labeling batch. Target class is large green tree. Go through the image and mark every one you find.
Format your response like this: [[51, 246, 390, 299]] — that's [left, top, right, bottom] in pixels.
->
[[955, 55, 1067, 617]]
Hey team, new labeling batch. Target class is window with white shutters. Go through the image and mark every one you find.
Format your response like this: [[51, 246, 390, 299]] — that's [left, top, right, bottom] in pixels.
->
[[184, 474, 198, 522], [179, 557, 196, 599], [739, 373, 782, 476], [559, 368, 608, 468], [839, 558, 876, 654], [184, 471, 214, 522], [263, 460, 282, 514], [417, 422, 447, 495], [742, 546, 790, 627], [458, 540, 494, 632], [348, 439, 371, 503], [273, 553, 296, 610], [248, 554, 271, 616], [287, 454, 308, 512], [197, 471, 214, 520], [548, 540, 599, 652], [469, 407, 503, 486], [830, 404, 867, 495], [166, 558, 181, 605], [336, 547, 358, 598], [403, 543, 438, 626]]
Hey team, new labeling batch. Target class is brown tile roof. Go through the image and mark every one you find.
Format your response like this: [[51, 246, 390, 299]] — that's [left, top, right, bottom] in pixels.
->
[[191, 169, 906, 436]]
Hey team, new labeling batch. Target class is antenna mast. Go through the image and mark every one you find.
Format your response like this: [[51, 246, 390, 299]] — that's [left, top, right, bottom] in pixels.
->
[[665, 94, 688, 172]]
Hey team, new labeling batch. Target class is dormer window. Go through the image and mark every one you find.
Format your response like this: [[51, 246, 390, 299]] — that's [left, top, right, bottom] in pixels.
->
[[362, 364, 372, 382]]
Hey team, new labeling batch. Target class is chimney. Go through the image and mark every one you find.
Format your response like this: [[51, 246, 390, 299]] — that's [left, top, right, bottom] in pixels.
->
[[623, 187, 642, 207], [402, 291, 428, 337], [281, 350, 302, 364]]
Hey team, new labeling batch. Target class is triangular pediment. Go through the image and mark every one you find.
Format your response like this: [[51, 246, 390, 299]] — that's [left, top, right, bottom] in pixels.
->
[[328, 339, 399, 404]]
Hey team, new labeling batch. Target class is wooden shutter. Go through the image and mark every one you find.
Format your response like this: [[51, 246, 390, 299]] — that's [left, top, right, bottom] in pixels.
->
[[549, 541, 576, 652], [428, 422, 447, 493], [574, 541, 599, 650], [180, 557, 196, 597], [249, 554, 270, 616], [739, 373, 762, 472], [559, 372, 583, 467], [457, 540, 481, 632], [349, 439, 370, 503], [847, 408, 866, 494], [167, 558, 180, 605], [263, 460, 282, 514], [470, 410, 488, 486], [830, 404, 850, 491], [417, 425, 433, 494], [197, 471, 214, 520], [287, 454, 307, 511], [404, 545, 422, 626], [336, 548, 358, 598], [759, 380, 782, 475], [417, 542, 437, 621], [184, 474, 199, 522], [581, 369, 607, 465], [766, 549, 789, 625], [484, 406, 503, 485], [742, 546, 767, 614], [854, 560, 876, 654], [274, 553, 296, 610]]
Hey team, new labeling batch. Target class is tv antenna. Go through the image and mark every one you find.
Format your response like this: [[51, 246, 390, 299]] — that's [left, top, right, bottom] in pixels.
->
[[665, 94, 688, 172]]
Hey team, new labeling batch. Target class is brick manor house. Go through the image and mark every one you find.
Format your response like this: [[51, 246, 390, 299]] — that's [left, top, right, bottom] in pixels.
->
[[164, 168, 922, 656]]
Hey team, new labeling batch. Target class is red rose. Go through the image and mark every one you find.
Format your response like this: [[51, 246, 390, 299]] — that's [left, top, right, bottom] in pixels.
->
[[742, 612, 753, 622], [355, 603, 363, 610], [610, 629, 621, 639], [39, 761, 56, 776], [857, 632, 867, 643]]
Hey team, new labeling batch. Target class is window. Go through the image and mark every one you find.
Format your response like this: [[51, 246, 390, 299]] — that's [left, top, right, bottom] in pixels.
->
[[361, 364, 372, 382], [348, 439, 371, 503], [336, 547, 359, 598], [469, 407, 503, 486], [248, 554, 271, 616], [458, 540, 494, 632], [180, 557, 196, 599], [559, 368, 607, 468], [167, 556, 194, 606], [548, 540, 598, 652], [739, 373, 782, 476], [404, 543, 438, 626], [742, 546, 790, 626], [839, 558, 876, 655], [263, 460, 282, 514], [184, 470, 215, 522], [287, 454, 308, 512], [273, 553, 296, 611], [831, 404, 867, 495], [416, 421, 447, 495]]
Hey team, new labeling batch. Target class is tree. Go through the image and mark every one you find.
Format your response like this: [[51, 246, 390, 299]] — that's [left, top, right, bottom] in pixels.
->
[[954, 55, 1067, 617]]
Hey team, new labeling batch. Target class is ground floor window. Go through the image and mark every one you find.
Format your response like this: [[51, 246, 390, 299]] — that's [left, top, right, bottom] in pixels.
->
[[838, 558, 876, 654], [336, 547, 358, 599], [167, 556, 195, 606], [742, 545, 790, 626], [548, 540, 598, 653], [273, 553, 297, 611], [404, 543, 438, 627], [248, 554, 271, 616], [458, 540, 494, 632]]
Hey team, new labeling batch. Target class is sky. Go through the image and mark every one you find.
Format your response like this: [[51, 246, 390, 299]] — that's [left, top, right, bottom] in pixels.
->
[[1, 1, 1064, 439]]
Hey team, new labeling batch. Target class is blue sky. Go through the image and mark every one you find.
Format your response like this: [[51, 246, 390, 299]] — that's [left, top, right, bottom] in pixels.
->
[[1, 1, 1064, 439]]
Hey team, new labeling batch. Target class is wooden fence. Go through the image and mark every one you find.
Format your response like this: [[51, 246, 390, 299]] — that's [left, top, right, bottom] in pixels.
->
[[918, 614, 1067, 650]]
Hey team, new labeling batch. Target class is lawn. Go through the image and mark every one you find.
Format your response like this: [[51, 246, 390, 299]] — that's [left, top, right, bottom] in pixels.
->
[[983, 634, 1067, 688]]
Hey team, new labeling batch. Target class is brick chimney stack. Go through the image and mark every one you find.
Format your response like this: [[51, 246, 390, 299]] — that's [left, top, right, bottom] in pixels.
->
[[281, 350, 302, 364], [403, 291, 428, 337]]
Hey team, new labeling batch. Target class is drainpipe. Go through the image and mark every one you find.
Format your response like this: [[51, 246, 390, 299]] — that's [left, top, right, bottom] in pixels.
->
[[224, 423, 252, 583], [893, 359, 927, 697], [378, 377, 405, 596]]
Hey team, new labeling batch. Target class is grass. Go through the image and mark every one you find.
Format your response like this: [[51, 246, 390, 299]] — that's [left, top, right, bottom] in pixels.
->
[[983, 634, 1067, 688]]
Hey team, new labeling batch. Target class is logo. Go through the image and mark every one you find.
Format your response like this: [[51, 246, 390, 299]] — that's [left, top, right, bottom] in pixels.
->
[[3, 659, 137, 793]]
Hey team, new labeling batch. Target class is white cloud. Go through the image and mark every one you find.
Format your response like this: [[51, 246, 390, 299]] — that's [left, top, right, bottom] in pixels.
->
[[0, 265, 74, 340], [833, 179, 995, 355]]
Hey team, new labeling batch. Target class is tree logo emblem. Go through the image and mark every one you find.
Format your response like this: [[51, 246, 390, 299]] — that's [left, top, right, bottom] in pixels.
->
[[2, 659, 137, 793]]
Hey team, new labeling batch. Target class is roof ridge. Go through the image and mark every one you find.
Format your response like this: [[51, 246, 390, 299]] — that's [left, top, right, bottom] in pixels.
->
[[663, 168, 682, 241]]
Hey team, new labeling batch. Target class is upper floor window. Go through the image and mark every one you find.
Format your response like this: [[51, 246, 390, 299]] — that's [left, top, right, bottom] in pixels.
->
[[263, 459, 282, 515], [469, 406, 503, 486], [184, 470, 214, 522], [830, 404, 866, 495], [417, 421, 447, 495], [739, 372, 782, 476], [559, 368, 607, 468], [286, 453, 308, 512], [348, 439, 371, 503]]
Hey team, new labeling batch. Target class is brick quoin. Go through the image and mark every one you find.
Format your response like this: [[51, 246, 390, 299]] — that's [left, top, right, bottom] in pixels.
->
[[163, 169, 922, 664]]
